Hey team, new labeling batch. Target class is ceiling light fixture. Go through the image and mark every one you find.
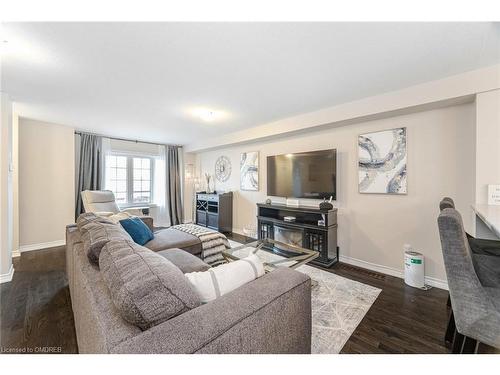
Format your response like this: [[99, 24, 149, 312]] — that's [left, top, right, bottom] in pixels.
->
[[191, 107, 223, 122]]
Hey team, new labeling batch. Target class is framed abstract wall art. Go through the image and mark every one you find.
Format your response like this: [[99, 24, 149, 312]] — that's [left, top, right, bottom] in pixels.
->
[[240, 151, 259, 191], [358, 127, 407, 194]]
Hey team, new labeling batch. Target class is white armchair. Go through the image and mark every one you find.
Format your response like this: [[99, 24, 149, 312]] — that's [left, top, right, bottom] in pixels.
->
[[80, 190, 144, 216]]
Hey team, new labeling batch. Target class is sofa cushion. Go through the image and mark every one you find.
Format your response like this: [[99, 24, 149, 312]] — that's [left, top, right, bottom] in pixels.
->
[[77, 212, 115, 227], [144, 228, 202, 255], [77, 213, 133, 266], [99, 240, 202, 330], [72, 241, 141, 352], [157, 248, 211, 273], [119, 217, 154, 245]]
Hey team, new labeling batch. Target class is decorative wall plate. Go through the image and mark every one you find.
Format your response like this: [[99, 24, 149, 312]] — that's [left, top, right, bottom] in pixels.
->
[[215, 156, 231, 182]]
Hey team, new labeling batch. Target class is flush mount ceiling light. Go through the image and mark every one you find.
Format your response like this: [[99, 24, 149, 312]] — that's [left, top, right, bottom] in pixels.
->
[[191, 107, 225, 122]]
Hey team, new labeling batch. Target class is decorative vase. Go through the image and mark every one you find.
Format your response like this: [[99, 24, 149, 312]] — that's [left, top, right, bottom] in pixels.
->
[[205, 173, 213, 193]]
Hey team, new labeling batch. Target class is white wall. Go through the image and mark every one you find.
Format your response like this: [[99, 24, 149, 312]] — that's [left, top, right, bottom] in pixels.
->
[[0, 92, 14, 281], [194, 103, 476, 285], [475, 89, 500, 204], [19, 118, 75, 250], [12, 112, 19, 257]]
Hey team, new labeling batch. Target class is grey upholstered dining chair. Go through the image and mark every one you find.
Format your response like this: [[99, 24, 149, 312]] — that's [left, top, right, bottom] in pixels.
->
[[439, 197, 455, 211], [438, 208, 500, 353]]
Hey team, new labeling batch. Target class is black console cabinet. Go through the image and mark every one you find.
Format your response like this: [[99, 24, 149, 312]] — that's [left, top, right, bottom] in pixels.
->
[[257, 203, 338, 267], [196, 192, 233, 233]]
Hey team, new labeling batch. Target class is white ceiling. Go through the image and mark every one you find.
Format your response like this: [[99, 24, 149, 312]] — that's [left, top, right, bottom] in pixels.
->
[[2, 22, 500, 145]]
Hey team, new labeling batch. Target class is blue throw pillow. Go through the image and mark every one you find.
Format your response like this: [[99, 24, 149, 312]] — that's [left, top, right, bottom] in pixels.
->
[[119, 217, 154, 246]]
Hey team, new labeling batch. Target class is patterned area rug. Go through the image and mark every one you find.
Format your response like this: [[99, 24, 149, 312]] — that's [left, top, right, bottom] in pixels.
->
[[227, 239, 381, 353]]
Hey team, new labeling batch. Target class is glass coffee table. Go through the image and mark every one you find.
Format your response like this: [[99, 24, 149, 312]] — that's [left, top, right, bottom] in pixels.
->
[[222, 238, 319, 273]]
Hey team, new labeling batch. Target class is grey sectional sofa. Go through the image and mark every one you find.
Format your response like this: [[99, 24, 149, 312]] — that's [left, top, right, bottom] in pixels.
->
[[65, 223, 312, 354]]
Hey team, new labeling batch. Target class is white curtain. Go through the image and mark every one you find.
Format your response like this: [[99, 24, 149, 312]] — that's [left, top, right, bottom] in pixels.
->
[[154, 145, 170, 226]]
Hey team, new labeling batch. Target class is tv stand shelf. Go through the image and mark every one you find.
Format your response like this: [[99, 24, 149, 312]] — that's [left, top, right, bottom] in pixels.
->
[[256, 203, 338, 267]]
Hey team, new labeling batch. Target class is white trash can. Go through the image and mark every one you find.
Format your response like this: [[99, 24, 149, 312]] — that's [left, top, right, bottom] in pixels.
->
[[404, 246, 425, 289]]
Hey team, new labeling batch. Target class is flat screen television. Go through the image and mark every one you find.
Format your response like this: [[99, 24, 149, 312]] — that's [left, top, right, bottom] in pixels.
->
[[267, 149, 336, 200]]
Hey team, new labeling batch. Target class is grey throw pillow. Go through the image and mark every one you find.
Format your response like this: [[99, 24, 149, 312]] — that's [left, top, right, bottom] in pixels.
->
[[77, 213, 133, 265], [99, 240, 202, 330]]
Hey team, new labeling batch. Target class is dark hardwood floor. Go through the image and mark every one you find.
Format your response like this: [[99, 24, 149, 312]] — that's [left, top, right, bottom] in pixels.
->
[[1, 236, 496, 354], [1, 246, 77, 354], [334, 262, 451, 354], [228, 233, 497, 354]]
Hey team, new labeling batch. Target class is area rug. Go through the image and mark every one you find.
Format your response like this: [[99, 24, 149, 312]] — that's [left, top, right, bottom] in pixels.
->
[[227, 239, 381, 353]]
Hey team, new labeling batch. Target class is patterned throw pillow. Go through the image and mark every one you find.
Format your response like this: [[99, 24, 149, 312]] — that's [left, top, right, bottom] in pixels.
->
[[185, 254, 265, 303]]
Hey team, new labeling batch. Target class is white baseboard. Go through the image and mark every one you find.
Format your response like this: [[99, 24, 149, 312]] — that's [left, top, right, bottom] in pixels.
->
[[423, 275, 449, 290], [18, 240, 66, 254], [340, 255, 403, 278], [339, 255, 448, 290], [12, 249, 21, 258], [0, 264, 14, 284], [232, 228, 244, 236]]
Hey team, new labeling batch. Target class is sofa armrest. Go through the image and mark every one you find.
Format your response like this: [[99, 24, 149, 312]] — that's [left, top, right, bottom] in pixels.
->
[[65, 224, 82, 304], [110, 267, 311, 354]]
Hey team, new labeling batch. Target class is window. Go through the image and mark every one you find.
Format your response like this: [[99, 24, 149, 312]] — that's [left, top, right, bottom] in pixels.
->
[[105, 154, 154, 206], [133, 157, 151, 203], [106, 155, 127, 204]]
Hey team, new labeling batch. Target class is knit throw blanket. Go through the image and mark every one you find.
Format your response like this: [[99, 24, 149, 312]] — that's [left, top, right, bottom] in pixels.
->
[[171, 224, 229, 266]]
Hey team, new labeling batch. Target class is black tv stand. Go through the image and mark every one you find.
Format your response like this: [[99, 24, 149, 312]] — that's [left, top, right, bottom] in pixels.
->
[[256, 202, 338, 267]]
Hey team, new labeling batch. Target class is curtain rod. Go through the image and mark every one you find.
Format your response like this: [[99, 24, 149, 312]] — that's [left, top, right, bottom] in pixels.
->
[[74, 130, 182, 148]]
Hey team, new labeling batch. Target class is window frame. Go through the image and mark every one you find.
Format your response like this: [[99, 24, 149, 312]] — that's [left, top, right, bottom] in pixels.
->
[[105, 152, 155, 208]]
